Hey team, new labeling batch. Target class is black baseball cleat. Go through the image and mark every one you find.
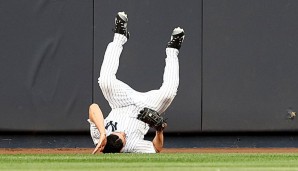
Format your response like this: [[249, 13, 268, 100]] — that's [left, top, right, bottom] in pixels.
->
[[113, 12, 130, 39], [167, 27, 185, 50]]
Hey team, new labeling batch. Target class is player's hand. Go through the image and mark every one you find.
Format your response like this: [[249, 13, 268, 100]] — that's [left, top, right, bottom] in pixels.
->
[[92, 134, 107, 154]]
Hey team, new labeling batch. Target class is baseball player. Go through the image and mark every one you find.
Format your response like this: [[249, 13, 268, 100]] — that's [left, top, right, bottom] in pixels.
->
[[88, 11, 185, 153]]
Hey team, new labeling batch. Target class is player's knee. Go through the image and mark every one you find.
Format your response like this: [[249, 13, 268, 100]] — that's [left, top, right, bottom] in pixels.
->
[[161, 88, 178, 99]]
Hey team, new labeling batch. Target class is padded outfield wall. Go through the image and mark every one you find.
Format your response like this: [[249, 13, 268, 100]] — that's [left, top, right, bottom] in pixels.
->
[[1, 0, 298, 132]]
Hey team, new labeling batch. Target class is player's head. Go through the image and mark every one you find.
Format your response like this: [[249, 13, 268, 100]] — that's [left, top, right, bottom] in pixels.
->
[[102, 132, 126, 153]]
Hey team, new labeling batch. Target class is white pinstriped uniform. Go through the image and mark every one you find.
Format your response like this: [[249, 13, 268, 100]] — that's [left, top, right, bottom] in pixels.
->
[[89, 33, 179, 153]]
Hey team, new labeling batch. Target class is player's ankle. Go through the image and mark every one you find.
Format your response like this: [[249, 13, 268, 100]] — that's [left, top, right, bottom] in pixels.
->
[[113, 33, 127, 45]]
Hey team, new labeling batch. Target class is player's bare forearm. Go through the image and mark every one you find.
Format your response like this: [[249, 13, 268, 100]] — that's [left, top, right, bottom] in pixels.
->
[[89, 103, 106, 135], [89, 103, 107, 154], [152, 130, 164, 153]]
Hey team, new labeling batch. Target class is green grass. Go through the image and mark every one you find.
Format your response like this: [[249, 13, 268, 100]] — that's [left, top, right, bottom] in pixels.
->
[[1, 153, 298, 171]]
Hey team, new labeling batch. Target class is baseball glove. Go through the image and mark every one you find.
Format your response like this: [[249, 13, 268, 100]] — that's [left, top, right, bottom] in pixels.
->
[[137, 108, 167, 131]]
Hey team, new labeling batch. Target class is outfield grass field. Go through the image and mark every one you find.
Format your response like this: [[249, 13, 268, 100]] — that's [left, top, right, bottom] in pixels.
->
[[1, 153, 298, 171]]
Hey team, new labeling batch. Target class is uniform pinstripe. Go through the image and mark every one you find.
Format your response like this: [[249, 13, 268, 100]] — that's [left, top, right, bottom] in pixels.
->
[[90, 33, 179, 153]]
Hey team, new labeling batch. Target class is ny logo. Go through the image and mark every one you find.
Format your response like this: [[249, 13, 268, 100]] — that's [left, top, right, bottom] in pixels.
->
[[105, 121, 118, 132]]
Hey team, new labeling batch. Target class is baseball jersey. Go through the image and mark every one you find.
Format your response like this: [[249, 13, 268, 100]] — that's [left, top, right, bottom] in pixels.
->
[[91, 33, 179, 153]]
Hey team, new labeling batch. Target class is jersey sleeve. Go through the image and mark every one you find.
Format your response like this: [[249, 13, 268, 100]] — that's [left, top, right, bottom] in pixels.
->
[[88, 119, 112, 146], [88, 119, 100, 145]]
